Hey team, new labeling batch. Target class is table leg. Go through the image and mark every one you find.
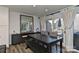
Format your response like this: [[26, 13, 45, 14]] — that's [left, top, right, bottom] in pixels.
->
[[25, 44, 29, 49], [47, 45, 51, 53], [56, 44, 58, 52], [60, 40, 62, 53]]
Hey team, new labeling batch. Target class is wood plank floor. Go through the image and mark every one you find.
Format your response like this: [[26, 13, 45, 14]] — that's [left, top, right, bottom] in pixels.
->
[[6, 43, 33, 53], [6, 43, 68, 53]]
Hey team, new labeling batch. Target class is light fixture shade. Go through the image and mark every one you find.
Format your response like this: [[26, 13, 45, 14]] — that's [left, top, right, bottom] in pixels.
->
[[33, 5, 36, 7], [45, 9, 48, 12]]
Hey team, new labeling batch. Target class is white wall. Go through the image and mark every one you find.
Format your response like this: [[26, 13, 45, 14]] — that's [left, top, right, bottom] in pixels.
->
[[0, 6, 9, 47], [10, 11, 20, 34], [9, 11, 40, 44]]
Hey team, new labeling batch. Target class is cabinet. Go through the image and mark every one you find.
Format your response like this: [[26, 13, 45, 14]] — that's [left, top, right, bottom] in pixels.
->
[[0, 45, 6, 53], [12, 34, 25, 45]]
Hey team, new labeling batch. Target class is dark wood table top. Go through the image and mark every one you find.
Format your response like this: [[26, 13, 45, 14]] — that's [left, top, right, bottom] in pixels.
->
[[28, 33, 63, 44]]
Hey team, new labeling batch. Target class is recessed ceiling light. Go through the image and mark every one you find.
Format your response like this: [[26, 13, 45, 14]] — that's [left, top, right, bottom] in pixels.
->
[[33, 5, 36, 7], [45, 9, 48, 12]]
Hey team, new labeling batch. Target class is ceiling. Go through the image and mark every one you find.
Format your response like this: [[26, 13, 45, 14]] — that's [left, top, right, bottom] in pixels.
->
[[3, 5, 71, 16]]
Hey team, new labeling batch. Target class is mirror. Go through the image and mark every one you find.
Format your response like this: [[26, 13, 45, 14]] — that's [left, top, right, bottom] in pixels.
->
[[20, 15, 33, 33]]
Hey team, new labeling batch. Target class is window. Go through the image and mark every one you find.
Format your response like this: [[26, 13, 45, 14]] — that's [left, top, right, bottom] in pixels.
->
[[53, 18, 64, 31], [46, 20, 53, 32], [74, 14, 79, 33], [20, 15, 33, 33]]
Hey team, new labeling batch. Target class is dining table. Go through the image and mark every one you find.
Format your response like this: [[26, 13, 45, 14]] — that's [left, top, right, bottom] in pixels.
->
[[26, 33, 63, 53]]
